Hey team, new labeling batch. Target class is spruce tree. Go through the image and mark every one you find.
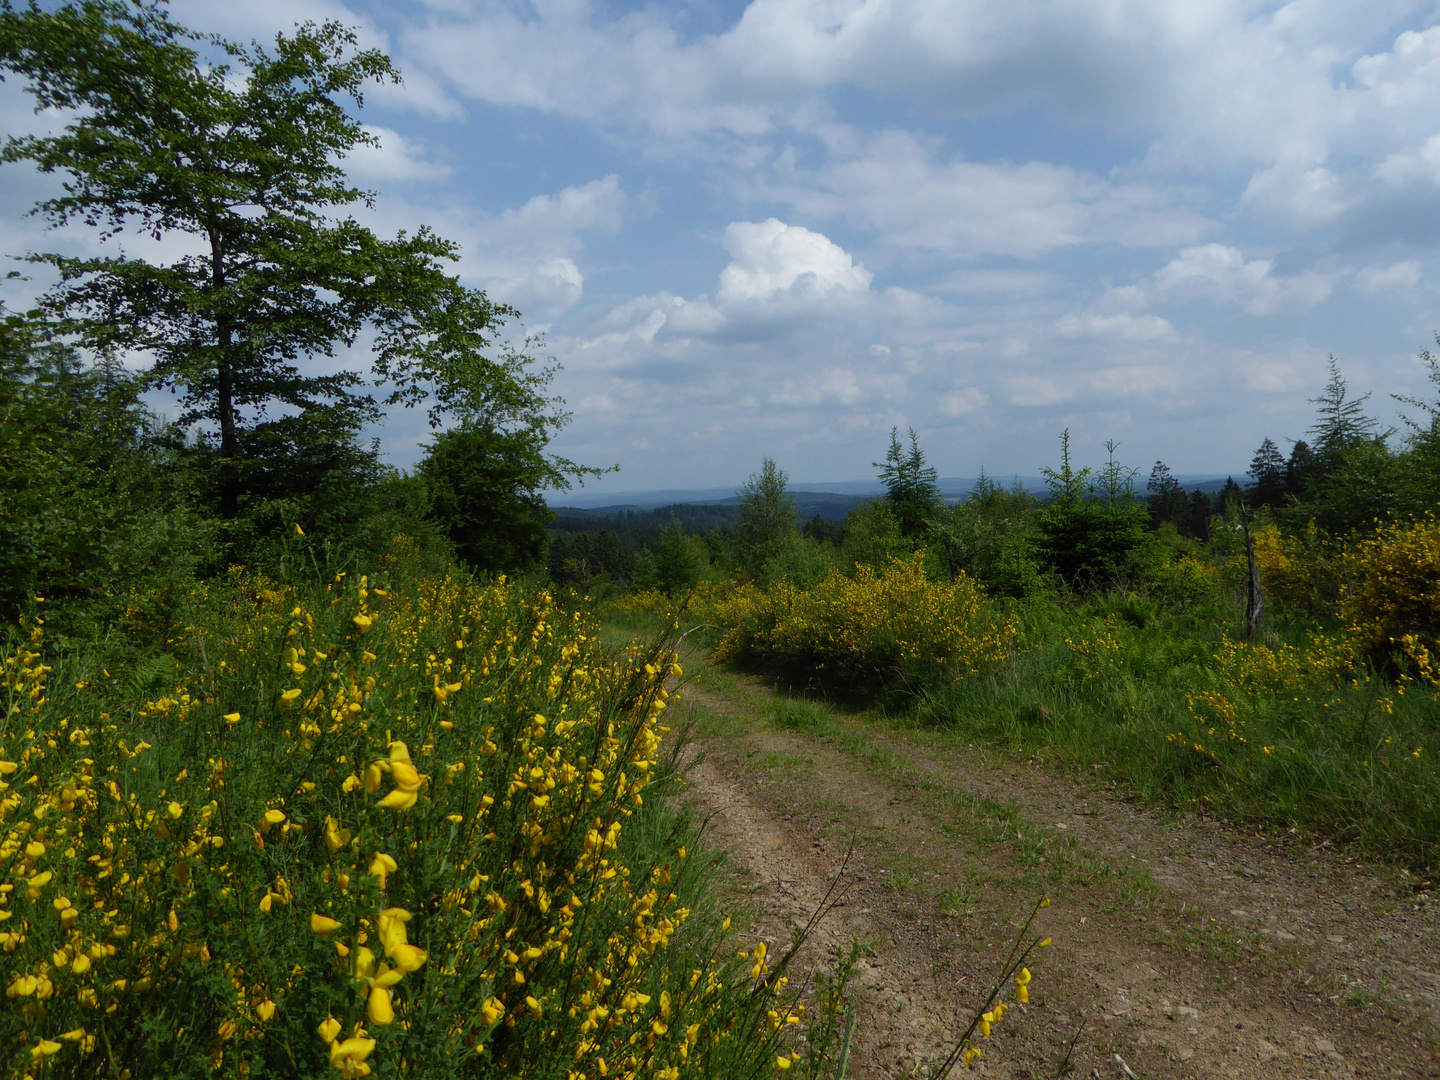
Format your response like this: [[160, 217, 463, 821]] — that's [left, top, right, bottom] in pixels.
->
[[875, 427, 942, 539], [1246, 437, 1286, 507]]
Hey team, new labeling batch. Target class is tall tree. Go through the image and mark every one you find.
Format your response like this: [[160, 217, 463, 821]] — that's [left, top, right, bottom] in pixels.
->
[[654, 516, 705, 595], [0, 1, 562, 519], [417, 425, 564, 574], [734, 457, 796, 579], [1246, 437, 1286, 508], [1308, 355, 1381, 460], [1284, 440, 1318, 498], [1187, 488, 1212, 541], [875, 427, 942, 538], [1145, 460, 1186, 526]]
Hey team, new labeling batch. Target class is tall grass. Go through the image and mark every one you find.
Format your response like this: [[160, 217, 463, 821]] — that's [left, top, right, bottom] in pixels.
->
[[923, 598, 1440, 869]]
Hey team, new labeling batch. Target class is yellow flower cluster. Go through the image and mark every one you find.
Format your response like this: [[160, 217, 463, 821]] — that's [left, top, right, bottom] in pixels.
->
[[1337, 510, 1440, 684], [1062, 616, 1122, 678], [702, 556, 1018, 685], [0, 570, 828, 1078], [1247, 521, 1340, 618]]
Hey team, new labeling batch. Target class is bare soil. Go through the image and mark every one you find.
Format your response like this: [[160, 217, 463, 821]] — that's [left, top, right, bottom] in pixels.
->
[[673, 663, 1440, 1080]]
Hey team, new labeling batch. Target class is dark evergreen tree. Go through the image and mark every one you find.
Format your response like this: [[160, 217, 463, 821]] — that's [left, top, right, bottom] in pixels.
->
[[655, 516, 704, 594], [875, 427, 942, 538], [1188, 488, 1212, 541], [1036, 432, 1150, 589], [1284, 440, 1319, 498], [1145, 461, 1187, 526], [801, 513, 844, 545], [1246, 437, 1286, 508], [1219, 476, 1244, 510]]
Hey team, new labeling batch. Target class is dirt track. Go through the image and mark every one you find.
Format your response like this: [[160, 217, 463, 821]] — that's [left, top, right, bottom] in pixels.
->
[[673, 661, 1439, 1080]]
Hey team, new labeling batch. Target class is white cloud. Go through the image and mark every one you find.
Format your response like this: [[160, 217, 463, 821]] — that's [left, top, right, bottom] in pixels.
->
[[1353, 260, 1423, 294], [760, 128, 1213, 258], [346, 126, 451, 183], [448, 175, 627, 313], [577, 219, 879, 349], [716, 218, 873, 303], [938, 387, 987, 417], [1151, 244, 1336, 316]]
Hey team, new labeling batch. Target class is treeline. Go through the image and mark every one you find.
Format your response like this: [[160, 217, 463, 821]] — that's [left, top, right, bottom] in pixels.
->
[[583, 351, 1440, 607]]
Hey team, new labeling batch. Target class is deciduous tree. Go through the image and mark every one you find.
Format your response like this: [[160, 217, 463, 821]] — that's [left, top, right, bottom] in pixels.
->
[[0, 0, 567, 520]]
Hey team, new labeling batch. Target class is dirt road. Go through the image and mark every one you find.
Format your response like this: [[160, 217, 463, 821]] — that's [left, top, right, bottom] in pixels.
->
[[672, 658, 1439, 1079]]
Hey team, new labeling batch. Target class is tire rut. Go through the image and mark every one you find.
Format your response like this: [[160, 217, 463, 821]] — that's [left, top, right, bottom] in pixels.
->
[[676, 670, 1440, 1080]]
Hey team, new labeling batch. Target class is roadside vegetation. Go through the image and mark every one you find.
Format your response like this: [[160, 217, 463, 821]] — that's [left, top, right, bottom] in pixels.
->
[[614, 380, 1440, 871]]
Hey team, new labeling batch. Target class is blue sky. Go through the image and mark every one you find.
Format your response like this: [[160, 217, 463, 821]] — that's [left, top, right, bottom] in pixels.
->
[[7, 0, 1440, 495]]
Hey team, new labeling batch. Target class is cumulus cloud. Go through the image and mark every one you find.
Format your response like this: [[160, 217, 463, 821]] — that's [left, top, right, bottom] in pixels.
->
[[717, 218, 873, 302], [580, 219, 878, 350], [1353, 260, 1424, 293], [1151, 244, 1337, 316], [346, 126, 451, 183]]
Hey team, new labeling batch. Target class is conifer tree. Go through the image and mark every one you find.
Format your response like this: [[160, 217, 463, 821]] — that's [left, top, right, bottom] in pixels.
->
[[1246, 437, 1286, 507], [875, 427, 942, 538], [735, 457, 796, 579]]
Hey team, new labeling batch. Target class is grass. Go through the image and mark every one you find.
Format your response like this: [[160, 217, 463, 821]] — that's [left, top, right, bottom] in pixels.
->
[[906, 598, 1440, 871]]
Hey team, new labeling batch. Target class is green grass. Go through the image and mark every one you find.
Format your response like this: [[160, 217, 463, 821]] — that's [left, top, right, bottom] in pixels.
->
[[915, 600, 1440, 870]]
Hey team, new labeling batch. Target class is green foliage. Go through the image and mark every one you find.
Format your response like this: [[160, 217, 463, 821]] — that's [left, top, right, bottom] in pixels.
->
[[1246, 438, 1286, 508], [916, 594, 1440, 870], [0, 309, 216, 639], [875, 427, 941, 538], [1035, 433, 1151, 590], [734, 457, 797, 580], [1145, 461, 1189, 528], [419, 424, 561, 575], [0, 1, 585, 522], [838, 498, 909, 574], [0, 565, 850, 1077], [655, 516, 707, 594], [1392, 343, 1440, 520], [760, 534, 841, 590], [935, 474, 1043, 599]]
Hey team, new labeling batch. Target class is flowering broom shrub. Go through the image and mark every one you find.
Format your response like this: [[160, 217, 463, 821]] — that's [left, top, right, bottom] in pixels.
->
[[0, 564, 847, 1078], [1247, 522, 1341, 620], [1338, 510, 1440, 680], [706, 555, 1018, 689]]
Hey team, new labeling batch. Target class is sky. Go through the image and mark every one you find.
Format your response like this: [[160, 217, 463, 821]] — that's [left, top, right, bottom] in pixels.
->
[[6, 0, 1440, 496]]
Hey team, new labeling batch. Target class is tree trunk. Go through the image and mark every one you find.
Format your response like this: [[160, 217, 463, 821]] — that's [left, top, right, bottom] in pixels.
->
[[211, 228, 239, 519], [217, 345, 237, 519], [1240, 503, 1264, 638]]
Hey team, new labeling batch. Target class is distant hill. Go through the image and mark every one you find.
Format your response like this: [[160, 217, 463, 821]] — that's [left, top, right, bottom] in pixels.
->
[[551, 473, 1239, 515]]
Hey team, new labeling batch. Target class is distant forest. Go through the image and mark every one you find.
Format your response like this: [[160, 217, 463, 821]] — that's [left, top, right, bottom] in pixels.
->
[[547, 475, 1243, 591]]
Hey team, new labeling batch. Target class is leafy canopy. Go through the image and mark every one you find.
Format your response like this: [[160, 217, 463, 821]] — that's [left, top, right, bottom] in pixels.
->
[[0, 0, 573, 518]]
